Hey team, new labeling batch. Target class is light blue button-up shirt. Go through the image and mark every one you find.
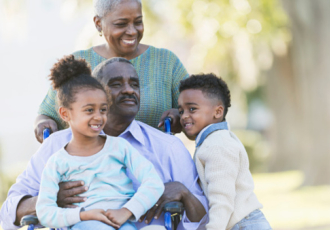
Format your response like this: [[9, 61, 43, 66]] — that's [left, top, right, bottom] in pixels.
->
[[0, 120, 208, 230]]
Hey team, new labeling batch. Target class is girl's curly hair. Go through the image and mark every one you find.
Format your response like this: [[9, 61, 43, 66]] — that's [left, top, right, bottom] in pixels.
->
[[49, 55, 109, 108]]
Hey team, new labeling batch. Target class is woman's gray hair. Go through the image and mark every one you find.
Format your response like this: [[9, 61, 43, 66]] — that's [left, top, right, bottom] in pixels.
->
[[92, 57, 134, 82], [93, 0, 142, 18]]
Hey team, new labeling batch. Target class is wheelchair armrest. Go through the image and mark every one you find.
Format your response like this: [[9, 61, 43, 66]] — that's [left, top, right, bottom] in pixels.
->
[[20, 215, 39, 226], [163, 201, 184, 214]]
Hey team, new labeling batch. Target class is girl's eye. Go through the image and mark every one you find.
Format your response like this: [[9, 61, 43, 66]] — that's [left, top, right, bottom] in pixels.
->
[[189, 107, 196, 112], [101, 108, 107, 113], [178, 110, 183, 115], [86, 109, 93, 113], [135, 20, 143, 25]]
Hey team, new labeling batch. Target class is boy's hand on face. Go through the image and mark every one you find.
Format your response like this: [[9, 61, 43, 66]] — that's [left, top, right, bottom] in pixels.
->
[[105, 208, 132, 227], [80, 209, 120, 228]]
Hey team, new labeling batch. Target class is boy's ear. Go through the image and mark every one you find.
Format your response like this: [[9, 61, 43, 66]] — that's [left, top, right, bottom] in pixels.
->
[[58, 107, 70, 122], [214, 105, 224, 120]]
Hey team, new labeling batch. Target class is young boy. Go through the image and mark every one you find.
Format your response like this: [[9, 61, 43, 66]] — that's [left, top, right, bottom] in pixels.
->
[[178, 73, 271, 230]]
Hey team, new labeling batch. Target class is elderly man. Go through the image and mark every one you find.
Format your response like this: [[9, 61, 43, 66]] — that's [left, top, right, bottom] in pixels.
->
[[0, 58, 208, 230]]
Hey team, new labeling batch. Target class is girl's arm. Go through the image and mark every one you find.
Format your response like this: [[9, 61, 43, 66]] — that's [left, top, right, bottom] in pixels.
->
[[36, 155, 82, 228], [121, 140, 165, 221]]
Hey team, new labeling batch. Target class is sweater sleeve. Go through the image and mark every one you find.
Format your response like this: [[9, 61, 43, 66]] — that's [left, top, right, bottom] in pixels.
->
[[36, 155, 82, 228], [170, 52, 189, 109], [121, 141, 164, 221], [203, 145, 240, 230], [38, 87, 66, 130]]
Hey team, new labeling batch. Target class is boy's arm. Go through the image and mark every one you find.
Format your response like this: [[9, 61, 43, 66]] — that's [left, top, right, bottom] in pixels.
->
[[203, 145, 239, 230], [121, 140, 165, 221], [36, 156, 82, 228]]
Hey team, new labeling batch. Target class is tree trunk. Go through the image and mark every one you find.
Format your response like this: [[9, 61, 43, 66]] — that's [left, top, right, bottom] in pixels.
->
[[268, 0, 330, 185]]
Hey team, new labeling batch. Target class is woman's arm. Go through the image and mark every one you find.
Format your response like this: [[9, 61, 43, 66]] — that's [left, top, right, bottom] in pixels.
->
[[34, 114, 58, 143], [158, 51, 189, 133], [35, 87, 66, 142]]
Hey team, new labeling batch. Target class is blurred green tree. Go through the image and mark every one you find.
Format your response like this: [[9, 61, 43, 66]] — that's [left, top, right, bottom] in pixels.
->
[[267, 0, 330, 185]]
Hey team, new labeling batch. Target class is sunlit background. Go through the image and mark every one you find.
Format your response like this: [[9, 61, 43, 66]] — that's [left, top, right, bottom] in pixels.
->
[[1, 0, 330, 229]]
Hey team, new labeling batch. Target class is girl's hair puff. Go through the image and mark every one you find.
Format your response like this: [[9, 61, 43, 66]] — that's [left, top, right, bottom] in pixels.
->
[[49, 55, 110, 108]]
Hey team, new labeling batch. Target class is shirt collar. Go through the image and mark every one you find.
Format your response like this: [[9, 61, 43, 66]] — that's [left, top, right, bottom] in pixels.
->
[[195, 121, 229, 147], [119, 119, 145, 146]]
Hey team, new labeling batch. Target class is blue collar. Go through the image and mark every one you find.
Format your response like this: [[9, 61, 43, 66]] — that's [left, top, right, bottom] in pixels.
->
[[119, 119, 145, 146], [196, 121, 228, 147]]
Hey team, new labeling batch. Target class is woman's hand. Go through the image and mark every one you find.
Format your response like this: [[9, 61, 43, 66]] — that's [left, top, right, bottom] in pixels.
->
[[158, 109, 182, 133], [34, 114, 58, 143], [105, 208, 132, 227], [57, 181, 88, 208], [80, 209, 120, 228]]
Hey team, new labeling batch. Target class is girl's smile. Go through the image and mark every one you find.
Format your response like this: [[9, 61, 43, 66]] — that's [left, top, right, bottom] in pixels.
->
[[62, 89, 108, 140]]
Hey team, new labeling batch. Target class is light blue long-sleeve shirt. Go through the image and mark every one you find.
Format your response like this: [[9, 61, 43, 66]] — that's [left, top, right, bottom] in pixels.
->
[[36, 135, 164, 228], [0, 120, 208, 230]]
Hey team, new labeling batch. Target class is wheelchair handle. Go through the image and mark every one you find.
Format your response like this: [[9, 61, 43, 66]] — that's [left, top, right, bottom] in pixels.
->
[[164, 117, 172, 134], [43, 128, 51, 140], [20, 215, 39, 226], [163, 201, 184, 214]]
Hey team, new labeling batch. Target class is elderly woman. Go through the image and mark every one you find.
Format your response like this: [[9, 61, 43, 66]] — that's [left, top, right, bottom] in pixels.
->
[[34, 0, 188, 142]]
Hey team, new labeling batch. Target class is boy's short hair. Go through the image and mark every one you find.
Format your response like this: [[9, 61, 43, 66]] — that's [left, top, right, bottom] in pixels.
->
[[179, 73, 231, 119]]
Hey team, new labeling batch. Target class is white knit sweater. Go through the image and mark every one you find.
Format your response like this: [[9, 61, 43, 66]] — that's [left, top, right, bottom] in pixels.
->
[[194, 129, 262, 230]]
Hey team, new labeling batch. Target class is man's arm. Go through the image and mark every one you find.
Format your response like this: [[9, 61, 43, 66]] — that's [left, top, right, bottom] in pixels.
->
[[15, 196, 38, 226], [0, 150, 46, 230], [0, 130, 74, 229], [140, 137, 208, 229]]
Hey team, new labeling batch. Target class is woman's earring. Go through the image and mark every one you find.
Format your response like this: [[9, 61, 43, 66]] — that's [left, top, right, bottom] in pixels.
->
[[99, 30, 103, 37]]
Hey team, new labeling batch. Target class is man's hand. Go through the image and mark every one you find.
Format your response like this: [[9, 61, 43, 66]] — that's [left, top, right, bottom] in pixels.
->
[[57, 181, 88, 208], [158, 109, 182, 133], [80, 209, 119, 228], [105, 208, 132, 227], [34, 114, 58, 143], [139, 182, 187, 224]]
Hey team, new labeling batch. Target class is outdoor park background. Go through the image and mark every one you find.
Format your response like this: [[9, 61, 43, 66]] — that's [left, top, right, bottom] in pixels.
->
[[0, 0, 330, 229]]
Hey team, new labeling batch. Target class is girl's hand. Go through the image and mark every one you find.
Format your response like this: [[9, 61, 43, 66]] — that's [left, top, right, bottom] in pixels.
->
[[105, 208, 132, 227], [80, 209, 120, 228], [158, 109, 182, 133], [34, 114, 58, 143]]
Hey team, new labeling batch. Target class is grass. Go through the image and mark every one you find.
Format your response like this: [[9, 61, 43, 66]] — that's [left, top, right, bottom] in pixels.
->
[[1, 170, 330, 230], [254, 171, 330, 230]]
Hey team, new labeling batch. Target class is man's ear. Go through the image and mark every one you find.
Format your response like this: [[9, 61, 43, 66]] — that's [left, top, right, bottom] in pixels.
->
[[93, 15, 102, 33], [58, 107, 70, 122], [214, 105, 224, 120]]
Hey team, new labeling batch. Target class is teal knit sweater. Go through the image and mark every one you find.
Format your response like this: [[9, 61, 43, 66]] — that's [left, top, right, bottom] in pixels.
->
[[38, 46, 189, 129]]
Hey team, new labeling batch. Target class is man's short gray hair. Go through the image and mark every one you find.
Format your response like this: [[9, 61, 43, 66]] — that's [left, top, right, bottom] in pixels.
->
[[93, 0, 142, 18], [92, 57, 134, 82]]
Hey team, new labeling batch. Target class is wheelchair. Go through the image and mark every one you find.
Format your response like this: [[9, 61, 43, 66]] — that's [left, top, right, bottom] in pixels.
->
[[21, 118, 184, 230]]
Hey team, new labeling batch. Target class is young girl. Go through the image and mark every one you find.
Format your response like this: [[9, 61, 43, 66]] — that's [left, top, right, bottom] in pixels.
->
[[36, 55, 164, 230]]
